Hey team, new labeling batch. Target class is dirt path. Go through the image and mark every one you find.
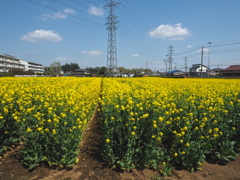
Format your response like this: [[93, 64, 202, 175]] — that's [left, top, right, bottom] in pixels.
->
[[1, 107, 240, 180]]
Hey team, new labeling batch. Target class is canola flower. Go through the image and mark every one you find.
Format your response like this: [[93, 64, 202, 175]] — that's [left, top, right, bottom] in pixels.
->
[[100, 77, 240, 171], [0, 77, 101, 169], [1, 77, 240, 172]]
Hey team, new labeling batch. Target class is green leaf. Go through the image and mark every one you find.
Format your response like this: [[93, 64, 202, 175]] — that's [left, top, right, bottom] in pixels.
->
[[29, 163, 37, 169]]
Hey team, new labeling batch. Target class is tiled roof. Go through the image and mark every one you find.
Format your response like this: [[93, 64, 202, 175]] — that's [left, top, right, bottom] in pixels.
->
[[189, 64, 209, 69], [222, 65, 240, 71], [169, 70, 185, 74]]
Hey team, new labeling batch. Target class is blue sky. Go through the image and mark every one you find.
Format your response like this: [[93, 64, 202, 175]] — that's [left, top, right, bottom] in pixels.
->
[[1, 0, 240, 71]]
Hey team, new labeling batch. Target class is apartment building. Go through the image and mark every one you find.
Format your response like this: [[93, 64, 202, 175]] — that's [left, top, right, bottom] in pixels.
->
[[0, 54, 45, 73], [27, 61, 45, 73], [0, 54, 25, 72]]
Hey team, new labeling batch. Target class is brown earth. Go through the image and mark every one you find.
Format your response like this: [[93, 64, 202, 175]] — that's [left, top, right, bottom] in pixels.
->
[[1, 109, 240, 180]]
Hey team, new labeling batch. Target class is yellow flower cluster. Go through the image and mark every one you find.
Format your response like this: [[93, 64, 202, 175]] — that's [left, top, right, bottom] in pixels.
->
[[101, 77, 240, 170], [1, 77, 240, 171], [0, 77, 101, 168]]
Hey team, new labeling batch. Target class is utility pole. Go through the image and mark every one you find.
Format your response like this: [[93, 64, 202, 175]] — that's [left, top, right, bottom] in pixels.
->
[[200, 46, 204, 77], [184, 56, 188, 73], [105, 0, 120, 77], [168, 46, 173, 73], [146, 62, 148, 73], [207, 42, 212, 77], [164, 55, 168, 75]]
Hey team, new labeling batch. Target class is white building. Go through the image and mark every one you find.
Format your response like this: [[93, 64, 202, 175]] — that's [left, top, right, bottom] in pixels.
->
[[0, 54, 44, 73], [27, 61, 45, 73], [189, 64, 209, 77]]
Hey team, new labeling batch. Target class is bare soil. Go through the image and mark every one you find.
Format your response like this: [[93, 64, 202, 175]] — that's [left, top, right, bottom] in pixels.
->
[[1, 109, 240, 180]]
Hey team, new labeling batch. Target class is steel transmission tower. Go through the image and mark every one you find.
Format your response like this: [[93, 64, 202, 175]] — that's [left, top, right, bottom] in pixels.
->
[[168, 46, 173, 73], [104, 0, 120, 77]]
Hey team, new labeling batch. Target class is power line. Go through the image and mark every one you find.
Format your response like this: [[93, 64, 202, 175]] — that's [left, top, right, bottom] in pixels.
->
[[123, 0, 169, 48], [117, 24, 162, 59], [211, 48, 240, 54], [174, 42, 240, 57], [1, 0, 44, 14], [116, 10, 165, 57], [117, 33, 162, 60], [27, 0, 104, 27], [69, 0, 89, 9], [113, 0, 168, 61], [118, 1, 167, 51], [118, 3, 166, 52], [174, 48, 200, 56], [1, 0, 104, 30], [84, 0, 98, 5], [52, 0, 104, 20], [207, 42, 240, 48]]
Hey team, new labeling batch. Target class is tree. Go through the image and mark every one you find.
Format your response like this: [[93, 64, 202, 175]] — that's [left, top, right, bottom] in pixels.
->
[[49, 62, 61, 76], [99, 67, 107, 76], [145, 68, 152, 74], [8, 68, 24, 75], [44, 67, 51, 75], [85, 67, 102, 75], [61, 63, 80, 73], [25, 70, 35, 75], [70, 63, 80, 71], [118, 67, 126, 74]]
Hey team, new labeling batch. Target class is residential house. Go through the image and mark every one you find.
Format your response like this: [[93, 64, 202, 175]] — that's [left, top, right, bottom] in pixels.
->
[[220, 65, 240, 76], [208, 68, 222, 76], [169, 70, 186, 76], [189, 64, 209, 77], [72, 69, 90, 77]]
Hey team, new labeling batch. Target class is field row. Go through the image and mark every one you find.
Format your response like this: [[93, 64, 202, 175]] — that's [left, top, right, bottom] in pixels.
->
[[0, 77, 101, 168], [1, 77, 240, 173], [100, 78, 240, 172]]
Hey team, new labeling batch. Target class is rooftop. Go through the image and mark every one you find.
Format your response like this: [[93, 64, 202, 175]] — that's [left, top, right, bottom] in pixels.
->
[[222, 65, 240, 71]]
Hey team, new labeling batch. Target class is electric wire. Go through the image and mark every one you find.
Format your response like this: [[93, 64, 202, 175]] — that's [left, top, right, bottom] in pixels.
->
[[69, 0, 89, 9], [124, 0, 169, 48], [26, 0, 104, 27], [0, 0, 104, 30], [117, 6, 166, 56], [114, 0, 168, 60], [117, 32, 162, 61], [207, 42, 240, 48], [52, 0, 105, 20], [117, 24, 162, 59], [118, 3, 166, 53]]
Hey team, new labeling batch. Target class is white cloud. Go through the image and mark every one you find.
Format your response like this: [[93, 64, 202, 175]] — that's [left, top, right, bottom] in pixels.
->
[[149, 23, 191, 40], [88, 5, 104, 17], [56, 57, 71, 61], [82, 50, 102, 56], [187, 45, 192, 48], [132, 54, 139, 57], [41, 8, 76, 20], [21, 29, 63, 43]]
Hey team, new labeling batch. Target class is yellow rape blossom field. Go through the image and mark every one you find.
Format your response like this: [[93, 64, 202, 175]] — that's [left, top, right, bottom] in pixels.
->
[[100, 78, 240, 174], [0, 77, 101, 169], [0, 77, 240, 179]]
